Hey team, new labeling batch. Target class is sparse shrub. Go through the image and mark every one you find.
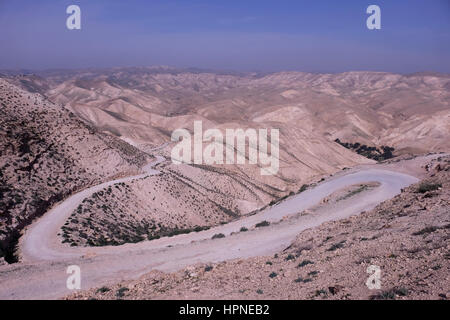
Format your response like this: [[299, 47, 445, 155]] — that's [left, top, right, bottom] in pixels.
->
[[299, 184, 308, 193], [314, 289, 328, 297], [370, 287, 409, 300], [285, 254, 295, 261], [194, 226, 210, 232], [412, 226, 438, 236], [416, 182, 442, 194], [295, 277, 312, 283], [96, 286, 110, 294], [148, 234, 160, 240], [327, 240, 346, 251], [240, 227, 248, 232], [116, 287, 129, 298], [334, 139, 395, 161], [255, 221, 270, 228], [370, 290, 396, 300], [204, 265, 213, 272], [431, 265, 441, 270], [212, 233, 225, 239], [269, 272, 278, 278], [297, 260, 314, 268], [395, 287, 409, 296]]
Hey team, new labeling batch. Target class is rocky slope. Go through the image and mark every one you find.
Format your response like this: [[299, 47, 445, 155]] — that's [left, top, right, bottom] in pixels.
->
[[3, 67, 449, 254], [68, 155, 450, 300], [59, 126, 372, 247], [5, 69, 377, 249], [0, 79, 149, 263], [60, 161, 282, 247]]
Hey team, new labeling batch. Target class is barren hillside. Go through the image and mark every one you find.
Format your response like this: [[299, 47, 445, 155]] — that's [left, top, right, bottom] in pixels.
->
[[68, 155, 450, 300], [0, 79, 149, 263], [9, 68, 448, 154], [2, 67, 449, 256]]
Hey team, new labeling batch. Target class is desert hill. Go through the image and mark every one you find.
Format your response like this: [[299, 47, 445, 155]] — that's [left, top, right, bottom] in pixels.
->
[[68, 155, 450, 300], [7, 68, 448, 154], [2, 67, 449, 253], [0, 79, 149, 263], [0, 74, 373, 257]]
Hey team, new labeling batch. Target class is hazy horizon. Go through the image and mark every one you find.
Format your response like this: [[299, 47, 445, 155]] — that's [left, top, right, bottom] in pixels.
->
[[1, 65, 450, 77]]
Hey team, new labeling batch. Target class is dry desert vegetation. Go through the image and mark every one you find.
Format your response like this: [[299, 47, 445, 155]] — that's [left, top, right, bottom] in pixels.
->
[[69, 155, 450, 300]]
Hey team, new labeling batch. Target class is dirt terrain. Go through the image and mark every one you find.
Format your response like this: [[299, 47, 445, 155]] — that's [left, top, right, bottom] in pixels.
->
[[61, 161, 283, 247], [0, 154, 437, 299], [68, 155, 450, 300], [0, 68, 448, 300], [0, 79, 149, 263], [4, 69, 449, 253], [10, 68, 450, 154], [1, 74, 376, 257]]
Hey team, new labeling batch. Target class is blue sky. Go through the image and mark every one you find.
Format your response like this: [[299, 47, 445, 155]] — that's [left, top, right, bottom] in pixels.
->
[[0, 0, 449, 73]]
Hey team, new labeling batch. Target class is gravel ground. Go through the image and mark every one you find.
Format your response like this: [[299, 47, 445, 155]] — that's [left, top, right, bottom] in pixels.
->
[[68, 156, 450, 300]]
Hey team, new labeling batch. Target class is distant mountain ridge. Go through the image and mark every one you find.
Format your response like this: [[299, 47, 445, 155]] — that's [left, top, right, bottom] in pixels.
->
[[5, 67, 446, 154]]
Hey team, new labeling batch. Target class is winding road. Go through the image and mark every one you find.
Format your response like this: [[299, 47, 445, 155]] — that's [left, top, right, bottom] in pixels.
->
[[0, 156, 420, 299]]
